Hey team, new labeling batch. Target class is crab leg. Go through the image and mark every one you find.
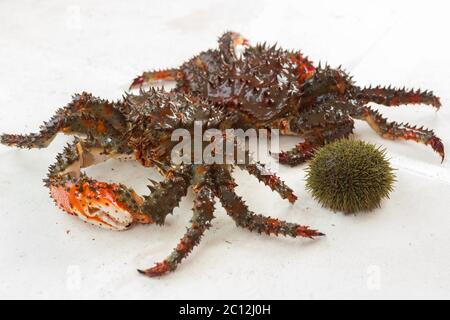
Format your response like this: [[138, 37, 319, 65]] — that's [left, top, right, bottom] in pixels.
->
[[141, 172, 191, 225], [274, 139, 317, 167], [1, 92, 127, 150], [129, 68, 181, 89], [355, 107, 445, 161], [227, 137, 297, 203], [139, 166, 215, 277], [215, 167, 323, 238], [1, 110, 67, 149], [355, 86, 441, 109], [274, 120, 354, 166], [240, 162, 298, 203]]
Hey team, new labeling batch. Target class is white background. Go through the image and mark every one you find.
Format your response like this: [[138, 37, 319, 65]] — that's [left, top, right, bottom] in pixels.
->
[[0, 0, 449, 299]]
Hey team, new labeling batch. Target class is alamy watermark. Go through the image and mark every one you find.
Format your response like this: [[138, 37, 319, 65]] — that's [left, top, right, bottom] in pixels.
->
[[170, 121, 279, 171]]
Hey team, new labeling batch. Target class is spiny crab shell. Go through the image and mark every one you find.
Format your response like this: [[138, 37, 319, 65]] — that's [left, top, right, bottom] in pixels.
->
[[0, 31, 444, 277]]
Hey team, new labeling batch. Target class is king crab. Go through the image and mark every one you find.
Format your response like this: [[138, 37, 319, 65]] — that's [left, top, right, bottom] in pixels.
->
[[0, 32, 444, 277]]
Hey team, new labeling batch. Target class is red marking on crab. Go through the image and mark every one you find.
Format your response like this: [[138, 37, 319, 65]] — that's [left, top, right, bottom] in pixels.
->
[[404, 130, 418, 141], [96, 121, 107, 134], [266, 175, 280, 187], [296, 141, 315, 156], [410, 94, 422, 104], [176, 240, 189, 253], [275, 151, 289, 164], [390, 97, 399, 106], [289, 54, 315, 84], [265, 218, 282, 234], [263, 175, 297, 203], [154, 70, 174, 81]]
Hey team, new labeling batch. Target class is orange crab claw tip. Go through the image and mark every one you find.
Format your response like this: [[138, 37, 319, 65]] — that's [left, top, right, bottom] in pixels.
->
[[137, 269, 147, 275]]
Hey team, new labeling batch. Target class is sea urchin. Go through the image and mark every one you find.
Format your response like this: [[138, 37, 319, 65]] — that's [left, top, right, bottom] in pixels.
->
[[305, 139, 395, 213]]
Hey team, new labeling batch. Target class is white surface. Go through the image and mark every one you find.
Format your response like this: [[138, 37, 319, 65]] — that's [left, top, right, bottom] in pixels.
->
[[0, 0, 449, 300]]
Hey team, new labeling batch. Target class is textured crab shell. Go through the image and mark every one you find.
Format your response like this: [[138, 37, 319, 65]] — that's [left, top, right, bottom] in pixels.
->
[[177, 43, 315, 123], [50, 182, 140, 231]]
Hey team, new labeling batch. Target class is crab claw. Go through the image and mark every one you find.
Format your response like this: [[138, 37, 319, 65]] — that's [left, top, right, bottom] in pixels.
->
[[429, 136, 445, 163], [50, 180, 148, 230]]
